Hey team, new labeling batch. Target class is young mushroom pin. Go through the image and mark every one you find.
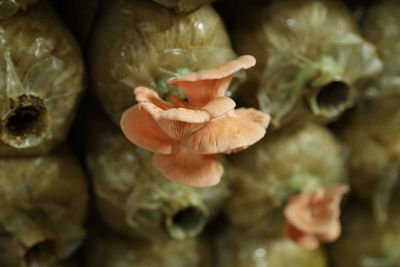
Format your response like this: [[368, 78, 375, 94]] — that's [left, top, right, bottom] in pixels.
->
[[120, 55, 270, 187], [284, 185, 349, 250]]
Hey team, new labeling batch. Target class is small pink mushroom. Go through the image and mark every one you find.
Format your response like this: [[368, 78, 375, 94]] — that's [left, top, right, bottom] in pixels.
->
[[284, 185, 349, 250]]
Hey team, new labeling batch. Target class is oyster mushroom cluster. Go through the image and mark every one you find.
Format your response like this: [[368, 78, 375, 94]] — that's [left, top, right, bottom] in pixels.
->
[[120, 55, 270, 187], [284, 185, 349, 250]]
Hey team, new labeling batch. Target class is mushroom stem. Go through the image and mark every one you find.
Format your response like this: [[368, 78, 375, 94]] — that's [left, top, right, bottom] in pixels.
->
[[1, 94, 51, 149]]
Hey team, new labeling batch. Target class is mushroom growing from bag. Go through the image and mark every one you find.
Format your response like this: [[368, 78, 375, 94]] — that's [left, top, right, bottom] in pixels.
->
[[283, 185, 349, 250], [225, 123, 348, 238], [89, 0, 241, 126], [0, 1, 84, 156], [120, 55, 270, 188], [0, 148, 88, 267], [86, 106, 230, 241], [232, 0, 382, 129]]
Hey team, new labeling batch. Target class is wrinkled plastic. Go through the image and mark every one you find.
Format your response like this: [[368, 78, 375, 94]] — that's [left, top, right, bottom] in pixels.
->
[[85, 106, 229, 241], [151, 0, 215, 14], [337, 96, 400, 223], [0, 147, 88, 267], [362, 0, 400, 97], [215, 225, 327, 267], [0, 1, 84, 155], [329, 197, 400, 267], [232, 0, 382, 129], [0, 0, 37, 19], [85, 230, 211, 267], [89, 0, 239, 125], [225, 124, 348, 237]]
